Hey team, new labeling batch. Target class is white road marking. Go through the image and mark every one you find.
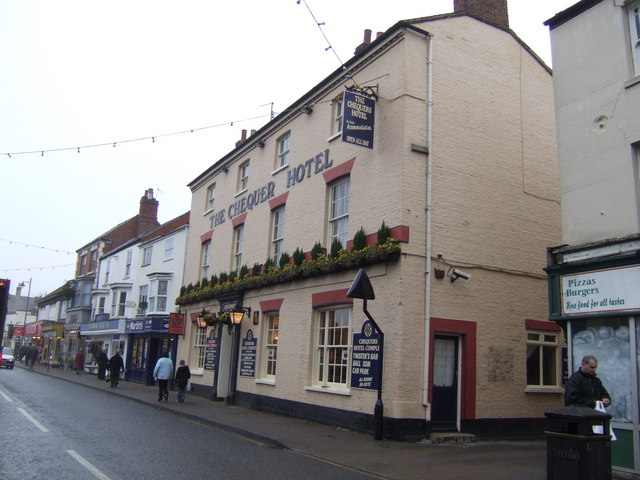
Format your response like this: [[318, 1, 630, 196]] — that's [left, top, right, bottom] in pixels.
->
[[66, 450, 112, 480], [17, 407, 50, 432], [0, 387, 13, 402]]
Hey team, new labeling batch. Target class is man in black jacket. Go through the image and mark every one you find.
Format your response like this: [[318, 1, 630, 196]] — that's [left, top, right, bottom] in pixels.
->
[[565, 355, 611, 408]]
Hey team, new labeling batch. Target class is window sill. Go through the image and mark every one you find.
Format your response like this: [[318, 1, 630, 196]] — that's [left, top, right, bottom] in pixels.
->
[[234, 188, 248, 198], [191, 370, 204, 376], [327, 132, 341, 143], [255, 379, 275, 386], [525, 386, 564, 394], [271, 165, 288, 176], [624, 74, 640, 89], [203, 208, 215, 216], [304, 385, 351, 396]]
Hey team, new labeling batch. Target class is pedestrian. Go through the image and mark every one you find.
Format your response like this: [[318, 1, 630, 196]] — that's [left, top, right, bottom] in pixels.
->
[[74, 350, 85, 375], [28, 344, 38, 369], [96, 348, 109, 380], [174, 360, 191, 403], [153, 352, 174, 402], [565, 354, 611, 408], [107, 351, 124, 388]]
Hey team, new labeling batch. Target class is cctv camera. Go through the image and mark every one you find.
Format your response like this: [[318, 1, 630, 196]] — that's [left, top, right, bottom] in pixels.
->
[[450, 269, 471, 282]]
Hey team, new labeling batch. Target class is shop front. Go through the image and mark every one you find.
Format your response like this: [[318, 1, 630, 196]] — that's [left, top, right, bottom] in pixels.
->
[[547, 248, 640, 475], [79, 319, 127, 374], [41, 323, 64, 366], [125, 317, 179, 386]]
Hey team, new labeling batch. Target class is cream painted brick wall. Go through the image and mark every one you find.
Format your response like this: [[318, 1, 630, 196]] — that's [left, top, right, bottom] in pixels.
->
[[179, 15, 562, 423]]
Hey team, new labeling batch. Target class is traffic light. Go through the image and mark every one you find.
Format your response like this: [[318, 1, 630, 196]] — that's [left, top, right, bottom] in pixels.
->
[[0, 279, 10, 348]]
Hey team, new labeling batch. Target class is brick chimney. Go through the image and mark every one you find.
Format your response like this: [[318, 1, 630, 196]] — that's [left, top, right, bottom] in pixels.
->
[[138, 188, 159, 235], [454, 0, 509, 31], [354, 29, 373, 55]]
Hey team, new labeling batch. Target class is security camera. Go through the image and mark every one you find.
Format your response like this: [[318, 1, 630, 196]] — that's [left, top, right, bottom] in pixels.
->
[[450, 269, 471, 282]]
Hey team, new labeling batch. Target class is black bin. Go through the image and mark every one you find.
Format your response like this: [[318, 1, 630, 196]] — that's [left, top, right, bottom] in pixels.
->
[[545, 406, 612, 480]]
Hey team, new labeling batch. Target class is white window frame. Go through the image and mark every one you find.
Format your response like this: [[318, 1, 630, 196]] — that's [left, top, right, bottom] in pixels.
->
[[329, 177, 350, 248], [201, 241, 211, 280], [138, 285, 148, 315], [148, 279, 169, 313], [276, 132, 291, 169], [526, 329, 560, 389], [97, 296, 106, 315], [117, 291, 127, 317], [233, 226, 244, 274], [238, 160, 250, 193], [125, 250, 132, 278], [272, 207, 285, 264], [164, 238, 174, 261], [260, 313, 279, 381], [191, 323, 207, 372], [206, 183, 216, 212], [331, 94, 344, 136], [312, 307, 351, 390], [629, 1, 640, 76], [142, 246, 152, 266]]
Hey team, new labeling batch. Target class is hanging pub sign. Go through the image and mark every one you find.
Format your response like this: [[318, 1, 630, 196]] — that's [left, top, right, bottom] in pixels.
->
[[240, 329, 257, 377], [351, 320, 381, 390], [342, 88, 375, 149], [169, 313, 185, 335]]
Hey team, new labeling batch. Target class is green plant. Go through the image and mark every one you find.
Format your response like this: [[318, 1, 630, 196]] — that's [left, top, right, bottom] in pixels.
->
[[210, 274, 218, 285], [252, 263, 262, 276], [278, 252, 290, 269], [292, 247, 305, 266], [263, 257, 275, 271], [377, 221, 391, 246], [311, 241, 324, 260], [330, 238, 343, 258], [353, 227, 367, 251], [239, 264, 249, 279], [219, 272, 228, 283], [201, 276, 209, 288], [229, 271, 237, 282]]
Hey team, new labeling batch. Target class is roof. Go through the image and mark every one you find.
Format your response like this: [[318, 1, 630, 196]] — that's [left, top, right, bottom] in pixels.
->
[[544, 0, 604, 30]]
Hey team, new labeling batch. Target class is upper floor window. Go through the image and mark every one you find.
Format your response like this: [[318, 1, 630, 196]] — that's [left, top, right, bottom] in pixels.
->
[[112, 291, 127, 318], [276, 132, 291, 169], [89, 250, 97, 272], [329, 177, 350, 248], [104, 258, 111, 286], [629, 2, 640, 75], [138, 285, 148, 315], [313, 307, 351, 388], [79, 254, 87, 275], [149, 279, 168, 313], [331, 94, 344, 136], [96, 297, 106, 315], [201, 241, 211, 280], [125, 250, 132, 278], [238, 160, 250, 193], [272, 207, 285, 264], [526, 330, 560, 388], [142, 246, 152, 266], [233, 225, 244, 274], [206, 183, 216, 212], [164, 238, 174, 261]]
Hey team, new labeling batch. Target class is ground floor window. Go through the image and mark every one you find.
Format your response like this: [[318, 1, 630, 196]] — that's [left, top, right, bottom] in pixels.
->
[[131, 338, 148, 370], [261, 313, 279, 380], [314, 307, 351, 387], [526, 330, 560, 387], [191, 322, 207, 371]]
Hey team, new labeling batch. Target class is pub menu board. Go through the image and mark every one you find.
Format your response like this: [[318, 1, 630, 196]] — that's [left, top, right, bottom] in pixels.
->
[[350, 320, 381, 390], [240, 329, 257, 377], [204, 328, 219, 371]]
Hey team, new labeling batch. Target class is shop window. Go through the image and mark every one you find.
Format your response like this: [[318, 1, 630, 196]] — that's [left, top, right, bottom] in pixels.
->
[[572, 317, 632, 422], [260, 313, 279, 381], [271, 207, 285, 264], [313, 307, 351, 388], [328, 177, 350, 248], [131, 338, 147, 370], [191, 322, 207, 371], [526, 330, 559, 387]]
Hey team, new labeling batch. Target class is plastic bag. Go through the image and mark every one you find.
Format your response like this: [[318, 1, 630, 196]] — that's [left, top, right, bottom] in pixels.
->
[[593, 401, 617, 441]]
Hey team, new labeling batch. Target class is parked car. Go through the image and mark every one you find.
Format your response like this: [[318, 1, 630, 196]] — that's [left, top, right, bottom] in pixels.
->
[[1, 347, 15, 369]]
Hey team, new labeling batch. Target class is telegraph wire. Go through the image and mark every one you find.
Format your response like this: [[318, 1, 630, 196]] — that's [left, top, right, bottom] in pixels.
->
[[297, 0, 345, 68], [0, 263, 76, 273]]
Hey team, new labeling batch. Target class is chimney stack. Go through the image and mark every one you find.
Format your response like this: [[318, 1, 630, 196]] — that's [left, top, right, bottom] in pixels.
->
[[454, 0, 509, 30], [354, 29, 373, 55], [138, 188, 159, 235], [235, 129, 248, 148]]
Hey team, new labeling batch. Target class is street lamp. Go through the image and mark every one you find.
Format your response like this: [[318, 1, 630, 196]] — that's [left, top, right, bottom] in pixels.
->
[[226, 305, 250, 405], [196, 308, 208, 329]]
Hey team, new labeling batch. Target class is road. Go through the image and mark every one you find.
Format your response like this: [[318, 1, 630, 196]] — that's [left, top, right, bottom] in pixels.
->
[[0, 368, 386, 480]]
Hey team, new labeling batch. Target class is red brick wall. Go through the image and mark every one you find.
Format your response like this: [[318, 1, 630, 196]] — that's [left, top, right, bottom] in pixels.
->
[[454, 0, 509, 30]]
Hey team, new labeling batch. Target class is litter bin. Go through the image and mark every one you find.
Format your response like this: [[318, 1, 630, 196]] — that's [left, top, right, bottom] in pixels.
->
[[545, 406, 612, 480]]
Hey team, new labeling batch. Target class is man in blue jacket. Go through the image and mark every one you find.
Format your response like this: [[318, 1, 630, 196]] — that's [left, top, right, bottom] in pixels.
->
[[153, 352, 174, 402], [565, 355, 611, 408]]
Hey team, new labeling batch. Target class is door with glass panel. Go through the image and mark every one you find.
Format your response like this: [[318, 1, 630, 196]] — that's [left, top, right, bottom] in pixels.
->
[[431, 335, 459, 430]]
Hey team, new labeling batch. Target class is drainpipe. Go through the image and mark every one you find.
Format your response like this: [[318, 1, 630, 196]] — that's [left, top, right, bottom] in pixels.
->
[[422, 33, 434, 414]]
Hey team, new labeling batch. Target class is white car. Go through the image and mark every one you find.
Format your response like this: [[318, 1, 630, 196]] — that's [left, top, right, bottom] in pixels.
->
[[1, 347, 15, 369]]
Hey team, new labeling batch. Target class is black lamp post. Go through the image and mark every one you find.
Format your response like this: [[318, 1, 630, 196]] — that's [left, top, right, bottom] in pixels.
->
[[226, 305, 250, 405]]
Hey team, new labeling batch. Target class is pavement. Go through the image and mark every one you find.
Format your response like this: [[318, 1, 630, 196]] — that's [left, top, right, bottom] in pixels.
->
[[14, 362, 560, 479]]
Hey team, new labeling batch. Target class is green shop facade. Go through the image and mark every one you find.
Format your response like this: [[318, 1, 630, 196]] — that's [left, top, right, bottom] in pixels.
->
[[546, 234, 640, 475]]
